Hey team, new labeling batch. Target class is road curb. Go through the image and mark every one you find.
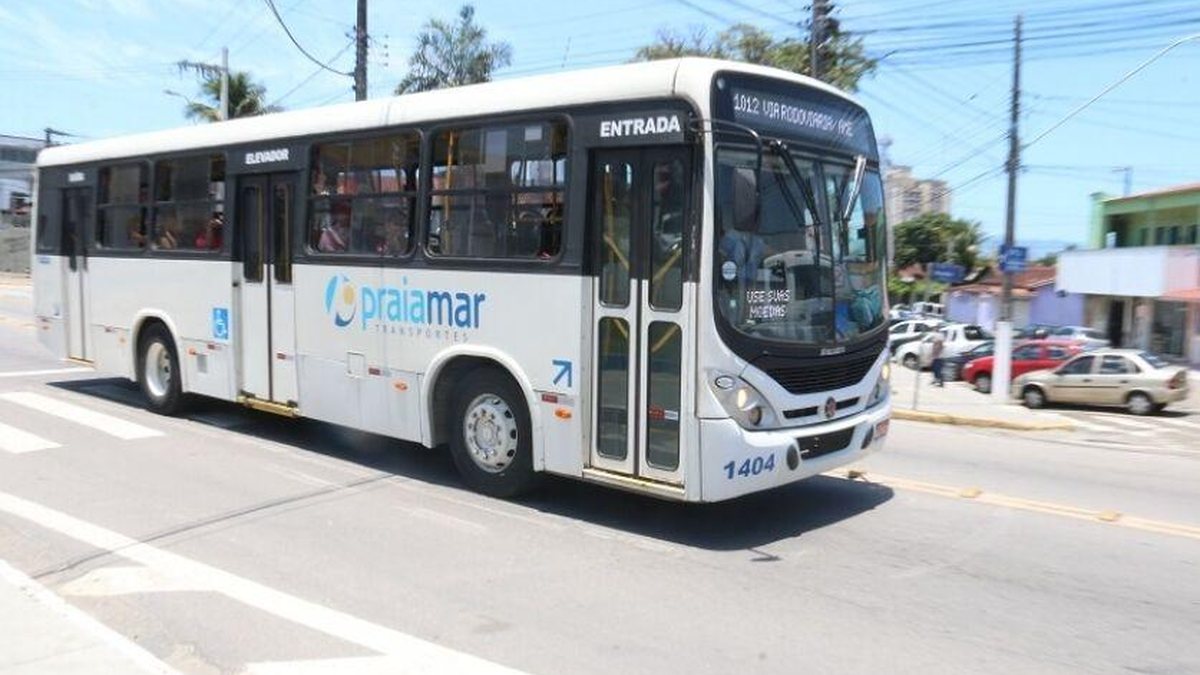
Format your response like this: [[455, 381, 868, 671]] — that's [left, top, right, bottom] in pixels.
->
[[892, 407, 1076, 431]]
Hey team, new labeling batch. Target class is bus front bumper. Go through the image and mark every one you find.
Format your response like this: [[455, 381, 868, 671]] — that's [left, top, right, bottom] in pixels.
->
[[698, 403, 891, 502]]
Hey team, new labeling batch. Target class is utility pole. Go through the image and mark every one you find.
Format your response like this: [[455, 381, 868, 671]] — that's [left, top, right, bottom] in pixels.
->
[[177, 50, 230, 121], [994, 14, 1021, 404], [354, 0, 368, 101], [810, 0, 828, 81], [43, 128, 75, 147], [1114, 166, 1132, 196], [220, 47, 229, 122]]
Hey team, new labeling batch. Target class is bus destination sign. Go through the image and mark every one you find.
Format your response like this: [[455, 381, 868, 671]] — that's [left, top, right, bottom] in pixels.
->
[[725, 87, 875, 156]]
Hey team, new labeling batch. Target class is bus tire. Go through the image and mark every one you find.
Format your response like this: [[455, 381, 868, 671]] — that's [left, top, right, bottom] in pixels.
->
[[137, 323, 185, 415], [448, 370, 539, 498]]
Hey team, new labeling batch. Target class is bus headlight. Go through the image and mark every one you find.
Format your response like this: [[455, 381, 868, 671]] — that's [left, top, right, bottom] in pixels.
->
[[867, 362, 890, 409], [712, 375, 776, 429]]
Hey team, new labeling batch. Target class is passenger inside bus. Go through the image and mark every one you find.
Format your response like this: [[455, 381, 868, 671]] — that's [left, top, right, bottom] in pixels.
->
[[156, 213, 180, 249], [317, 203, 351, 252], [194, 212, 224, 250]]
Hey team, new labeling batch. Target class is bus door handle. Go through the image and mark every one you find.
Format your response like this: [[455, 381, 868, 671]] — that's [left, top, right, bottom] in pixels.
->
[[232, 281, 241, 288]]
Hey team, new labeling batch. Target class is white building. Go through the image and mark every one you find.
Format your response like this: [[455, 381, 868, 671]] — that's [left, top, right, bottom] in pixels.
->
[[1, 135, 45, 222], [884, 165, 951, 226]]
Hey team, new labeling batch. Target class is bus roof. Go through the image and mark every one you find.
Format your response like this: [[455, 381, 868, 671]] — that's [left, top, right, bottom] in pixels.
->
[[38, 58, 861, 168]]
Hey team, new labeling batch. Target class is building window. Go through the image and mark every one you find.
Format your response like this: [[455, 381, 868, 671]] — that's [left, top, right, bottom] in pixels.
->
[[1187, 224, 1198, 245], [309, 132, 419, 256], [152, 155, 225, 251], [1138, 228, 1148, 246], [96, 163, 149, 250], [427, 121, 567, 259]]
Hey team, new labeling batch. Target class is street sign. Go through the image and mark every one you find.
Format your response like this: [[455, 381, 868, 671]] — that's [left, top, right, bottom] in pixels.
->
[[930, 262, 966, 284], [999, 245, 1028, 273]]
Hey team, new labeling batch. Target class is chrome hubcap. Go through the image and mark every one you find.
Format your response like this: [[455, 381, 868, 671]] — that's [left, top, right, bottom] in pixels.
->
[[144, 342, 171, 399], [463, 393, 518, 473], [1026, 389, 1043, 407]]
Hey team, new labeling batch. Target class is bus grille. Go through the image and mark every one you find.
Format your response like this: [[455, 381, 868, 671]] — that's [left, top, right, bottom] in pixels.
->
[[797, 427, 855, 460], [756, 349, 881, 395]]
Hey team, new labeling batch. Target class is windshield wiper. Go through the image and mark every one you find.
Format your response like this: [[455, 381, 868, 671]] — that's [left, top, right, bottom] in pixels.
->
[[766, 140, 823, 253]]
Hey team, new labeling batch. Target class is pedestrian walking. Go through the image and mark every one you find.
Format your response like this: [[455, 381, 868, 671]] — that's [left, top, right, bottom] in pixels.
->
[[930, 331, 946, 387]]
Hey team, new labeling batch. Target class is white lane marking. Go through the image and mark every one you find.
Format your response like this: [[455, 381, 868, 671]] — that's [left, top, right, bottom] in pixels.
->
[[0, 367, 91, 379], [0, 392, 163, 440], [0, 559, 180, 674], [1080, 414, 1159, 431], [246, 655, 462, 674], [0, 490, 526, 675], [1151, 416, 1200, 431], [1065, 418, 1120, 433], [0, 421, 61, 454], [59, 566, 207, 597]]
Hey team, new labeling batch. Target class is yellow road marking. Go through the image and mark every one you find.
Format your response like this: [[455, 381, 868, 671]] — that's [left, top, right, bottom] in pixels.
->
[[834, 470, 1200, 542]]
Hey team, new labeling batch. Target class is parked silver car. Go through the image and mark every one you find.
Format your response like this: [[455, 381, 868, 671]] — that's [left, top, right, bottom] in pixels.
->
[[1012, 349, 1190, 415]]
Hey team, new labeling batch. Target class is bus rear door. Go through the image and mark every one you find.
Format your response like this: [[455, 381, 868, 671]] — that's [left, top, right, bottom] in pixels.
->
[[588, 147, 693, 487], [235, 173, 299, 407]]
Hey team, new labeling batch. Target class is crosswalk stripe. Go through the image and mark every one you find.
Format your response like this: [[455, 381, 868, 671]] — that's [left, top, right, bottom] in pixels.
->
[[1081, 414, 1159, 431], [0, 421, 60, 453], [1150, 416, 1200, 431], [1068, 418, 1121, 433], [0, 392, 162, 440], [0, 367, 91, 379]]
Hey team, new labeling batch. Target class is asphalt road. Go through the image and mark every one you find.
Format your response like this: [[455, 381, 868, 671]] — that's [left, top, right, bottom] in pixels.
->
[[1, 279, 1198, 674]]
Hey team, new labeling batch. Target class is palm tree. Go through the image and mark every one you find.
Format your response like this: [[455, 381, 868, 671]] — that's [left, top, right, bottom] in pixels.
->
[[184, 71, 282, 122], [395, 5, 512, 94]]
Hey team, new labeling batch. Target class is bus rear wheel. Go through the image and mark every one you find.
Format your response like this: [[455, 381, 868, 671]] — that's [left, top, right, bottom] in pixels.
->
[[137, 323, 185, 415], [448, 370, 539, 498]]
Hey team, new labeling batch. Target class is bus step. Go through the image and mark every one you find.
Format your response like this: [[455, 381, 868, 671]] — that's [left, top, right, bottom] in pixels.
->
[[236, 395, 299, 417]]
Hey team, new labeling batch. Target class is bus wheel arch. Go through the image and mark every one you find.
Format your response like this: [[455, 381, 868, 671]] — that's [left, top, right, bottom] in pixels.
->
[[133, 316, 187, 415], [427, 355, 543, 497]]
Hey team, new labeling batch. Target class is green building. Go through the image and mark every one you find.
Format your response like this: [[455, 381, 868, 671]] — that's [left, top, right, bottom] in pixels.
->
[[1058, 183, 1200, 364]]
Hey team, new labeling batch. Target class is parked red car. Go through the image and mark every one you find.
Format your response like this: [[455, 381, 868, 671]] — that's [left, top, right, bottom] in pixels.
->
[[963, 340, 1083, 393]]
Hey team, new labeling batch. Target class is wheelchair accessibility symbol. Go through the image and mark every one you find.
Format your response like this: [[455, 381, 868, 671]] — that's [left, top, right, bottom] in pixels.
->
[[212, 307, 229, 341]]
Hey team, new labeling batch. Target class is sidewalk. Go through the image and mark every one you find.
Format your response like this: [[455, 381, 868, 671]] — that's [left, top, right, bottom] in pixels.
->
[[889, 364, 1078, 431], [0, 560, 175, 674]]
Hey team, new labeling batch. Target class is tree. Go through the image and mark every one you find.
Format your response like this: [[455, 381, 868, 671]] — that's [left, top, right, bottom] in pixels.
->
[[184, 71, 280, 122], [633, 21, 876, 92], [892, 213, 985, 270], [395, 5, 512, 94]]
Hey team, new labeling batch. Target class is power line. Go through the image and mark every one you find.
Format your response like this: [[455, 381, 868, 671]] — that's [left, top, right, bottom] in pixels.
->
[[261, 0, 352, 76], [269, 39, 356, 107]]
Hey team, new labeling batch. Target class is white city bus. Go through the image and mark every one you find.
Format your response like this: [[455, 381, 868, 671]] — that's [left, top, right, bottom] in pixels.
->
[[32, 58, 890, 502]]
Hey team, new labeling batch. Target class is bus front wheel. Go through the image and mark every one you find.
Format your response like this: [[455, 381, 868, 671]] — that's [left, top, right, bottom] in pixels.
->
[[448, 370, 539, 498], [137, 323, 185, 415]]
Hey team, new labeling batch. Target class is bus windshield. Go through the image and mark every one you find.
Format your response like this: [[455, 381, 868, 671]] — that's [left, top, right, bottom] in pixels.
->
[[714, 145, 886, 346]]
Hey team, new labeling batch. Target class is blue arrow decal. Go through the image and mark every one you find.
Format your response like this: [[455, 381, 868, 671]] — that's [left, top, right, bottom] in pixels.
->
[[552, 359, 573, 388]]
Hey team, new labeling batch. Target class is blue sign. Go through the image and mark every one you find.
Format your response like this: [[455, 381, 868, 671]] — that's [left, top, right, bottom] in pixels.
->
[[212, 307, 229, 341], [930, 262, 965, 284], [999, 245, 1028, 273]]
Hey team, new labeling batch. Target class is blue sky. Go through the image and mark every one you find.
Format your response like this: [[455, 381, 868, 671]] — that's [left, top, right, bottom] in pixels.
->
[[3, 0, 1197, 251]]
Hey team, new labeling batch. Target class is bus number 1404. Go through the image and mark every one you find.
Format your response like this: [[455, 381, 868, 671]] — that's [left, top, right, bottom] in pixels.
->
[[723, 453, 776, 480]]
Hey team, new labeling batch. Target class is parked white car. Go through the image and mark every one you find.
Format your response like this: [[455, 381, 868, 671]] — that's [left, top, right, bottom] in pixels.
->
[[896, 323, 993, 370], [888, 318, 943, 354], [1047, 325, 1110, 349]]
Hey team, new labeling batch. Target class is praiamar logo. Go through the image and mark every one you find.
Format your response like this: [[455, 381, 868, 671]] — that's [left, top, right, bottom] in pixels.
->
[[324, 275, 357, 327], [324, 274, 486, 331]]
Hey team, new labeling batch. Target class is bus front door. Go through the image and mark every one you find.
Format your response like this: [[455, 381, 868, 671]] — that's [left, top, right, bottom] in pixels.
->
[[588, 148, 692, 486], [61, 187, 93, 361], [235, 173, 299, 407]]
